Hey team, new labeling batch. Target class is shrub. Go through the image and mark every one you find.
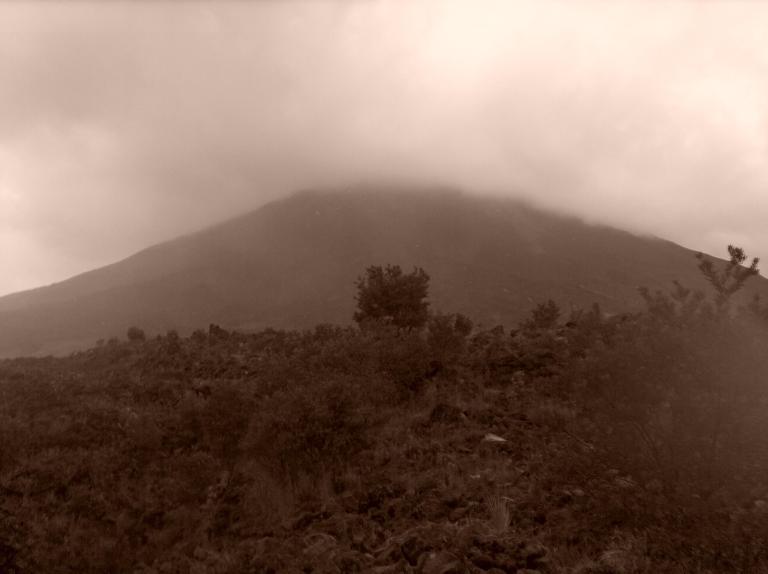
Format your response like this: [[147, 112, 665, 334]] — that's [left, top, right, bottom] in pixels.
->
[[127, 326, 146, 342], [354, 264, 430, 330], [576, 284, 768, 512], [522, 299, 561, 332], [201, 381, 255, 461], [426, 312, 473, 374], [373, 326, 432, 397], [246, 376, 371, 482]]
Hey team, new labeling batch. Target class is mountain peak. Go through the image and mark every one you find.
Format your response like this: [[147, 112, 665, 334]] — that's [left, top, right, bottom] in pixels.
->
[[0, 188, 759, 357]]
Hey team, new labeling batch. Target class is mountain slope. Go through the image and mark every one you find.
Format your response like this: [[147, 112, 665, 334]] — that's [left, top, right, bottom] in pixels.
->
[[1, 188, 763, 357]]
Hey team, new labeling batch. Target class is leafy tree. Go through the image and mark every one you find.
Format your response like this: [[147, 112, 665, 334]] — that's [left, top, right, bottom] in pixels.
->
[[580, 244, 768, 541], [696, 245, 759, 311], [246, 376, 370, 481], [522, 299, 561, 331], [126, 326, 146, 342], [426, 313, 472, 377], [639, 280, 710, 326], [353, 264, 430, 330], [637, 246, 759, 324]]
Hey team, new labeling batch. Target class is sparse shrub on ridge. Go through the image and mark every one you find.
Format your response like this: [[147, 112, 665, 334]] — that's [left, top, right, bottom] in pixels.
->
[[4, 252, 768, 572], [201, 380, 254, 462], [522, 299, 561, 332], [372, 325, 433, 397], [426, 312, 473, 375], [567, 247, 768, 568], [245, 375, 372, 483], [126, 326, 146, 342], [354, 264, 430, 330]]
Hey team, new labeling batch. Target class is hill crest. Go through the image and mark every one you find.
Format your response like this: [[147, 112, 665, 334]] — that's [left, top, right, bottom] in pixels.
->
[[0, 188, 762, 357]]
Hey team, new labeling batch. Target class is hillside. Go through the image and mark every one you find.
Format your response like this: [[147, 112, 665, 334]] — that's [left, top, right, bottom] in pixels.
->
[[3, 277, 768, 572], [1, 187, 764, 357]]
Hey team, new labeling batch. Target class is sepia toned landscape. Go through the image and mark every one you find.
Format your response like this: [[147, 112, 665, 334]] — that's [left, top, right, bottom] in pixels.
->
[[3, 237, 768, 572], [3, 2, 768, 573]]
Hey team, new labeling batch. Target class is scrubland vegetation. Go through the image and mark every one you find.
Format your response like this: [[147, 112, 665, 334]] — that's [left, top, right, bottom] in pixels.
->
[[2, 250, 768, 573]]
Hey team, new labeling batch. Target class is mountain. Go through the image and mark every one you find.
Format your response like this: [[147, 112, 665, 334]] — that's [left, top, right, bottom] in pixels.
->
[[1, 188, 764, 357]]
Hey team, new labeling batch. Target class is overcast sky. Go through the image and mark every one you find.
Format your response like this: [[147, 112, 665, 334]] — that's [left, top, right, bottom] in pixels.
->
[[2, 1, 768, 296]]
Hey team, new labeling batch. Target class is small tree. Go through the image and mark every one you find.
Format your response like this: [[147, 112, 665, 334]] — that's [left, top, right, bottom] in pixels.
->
[[637, 246, 760, 324], [696, 245, 759, 311], [354, 264, 430, 330], [583, 244, 768, 532], [126, 326, 146, 342], [522, 299, 561, 331]]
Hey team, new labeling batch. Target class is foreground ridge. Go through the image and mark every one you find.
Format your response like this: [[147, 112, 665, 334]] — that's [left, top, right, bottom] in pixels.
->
[[3, 246, 768, 572]]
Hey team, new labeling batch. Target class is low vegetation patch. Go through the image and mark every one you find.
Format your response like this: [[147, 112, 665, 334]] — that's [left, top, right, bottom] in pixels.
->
[[1, 255, 768, 572]]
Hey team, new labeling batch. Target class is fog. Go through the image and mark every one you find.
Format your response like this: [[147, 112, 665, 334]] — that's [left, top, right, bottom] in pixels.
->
[[2, 1, 768, 296]]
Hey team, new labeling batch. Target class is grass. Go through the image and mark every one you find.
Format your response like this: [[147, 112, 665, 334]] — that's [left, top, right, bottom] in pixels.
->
[[486, 494, 511, 534]]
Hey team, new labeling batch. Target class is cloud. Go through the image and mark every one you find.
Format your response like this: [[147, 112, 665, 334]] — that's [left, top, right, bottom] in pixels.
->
[[1, 1, 768, 295]]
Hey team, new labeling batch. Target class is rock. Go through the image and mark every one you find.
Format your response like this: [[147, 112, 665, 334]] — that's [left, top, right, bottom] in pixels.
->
[[359, 483, 406, 514], [401, 533, 430, 566], [334, 550, 372, 573], [371, 561, 408, 574], [291, 510, 331, 530], [645, 479, 663, 493], [599, 548, 633, 572], [613, 476, 636, 490], [429, 403, 465, 425], [522, 543, 548, 569], [373, 540, 401, 565], [302, 532, 337, 557], [468, 537, 517, 571], [420, 551, 467, 574], [482, 433, 507, 443], [449, 506, 469, 522]]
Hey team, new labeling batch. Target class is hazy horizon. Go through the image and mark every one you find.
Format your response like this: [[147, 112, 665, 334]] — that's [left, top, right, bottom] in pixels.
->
[[3, 1, 768, 296], [0, 185, 704, 298]]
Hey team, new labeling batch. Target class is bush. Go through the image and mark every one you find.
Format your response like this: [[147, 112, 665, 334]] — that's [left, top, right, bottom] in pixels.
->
[[426, 312, 472, 374], [576, 297, 768, 510], [373, 326, 432, 397], [522, 299, 561, 332], [354, 264, 430, 330], [201, 380, 255, 461], [127, 326, 146, 342], [246, 376, 371, 482]]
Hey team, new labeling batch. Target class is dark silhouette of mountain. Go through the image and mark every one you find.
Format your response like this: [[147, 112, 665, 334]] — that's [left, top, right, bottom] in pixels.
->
[[1, 188, 763, 357]]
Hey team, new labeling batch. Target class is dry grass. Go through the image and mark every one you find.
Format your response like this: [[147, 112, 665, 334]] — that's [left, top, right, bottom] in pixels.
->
[[527, 399, 577, 430], [486, 494, 511, 533]]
